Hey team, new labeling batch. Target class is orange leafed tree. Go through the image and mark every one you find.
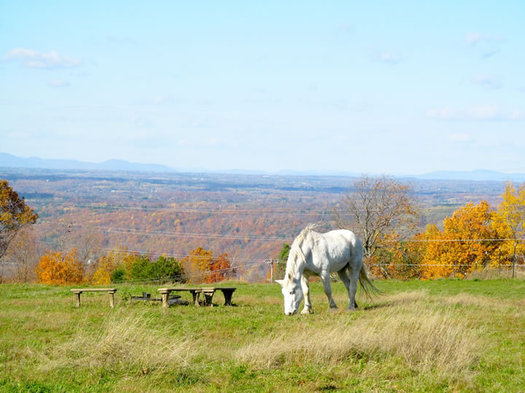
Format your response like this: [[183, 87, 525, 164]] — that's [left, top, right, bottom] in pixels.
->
[[369, 230, 423, 280], [88, 248, 137, 284], [90, 258, 116, 285], [0, 179, 38, 259], [207, 253, 232, 283], [182, 247, 214, 283], [492, 182, 525, 273], [36, 249, 84, 285], [182, 248, 235, 283], [419, 201, 500, 279]]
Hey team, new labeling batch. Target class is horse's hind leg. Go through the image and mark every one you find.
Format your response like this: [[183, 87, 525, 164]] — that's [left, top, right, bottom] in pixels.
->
[[337, 268, 358, 311], [348, 265, 360, 310], [300, 275, 313, 314], [320, 271, 337, 309]]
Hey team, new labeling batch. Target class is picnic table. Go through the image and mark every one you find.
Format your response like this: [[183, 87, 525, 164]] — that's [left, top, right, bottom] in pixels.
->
[[158, 287, 236, 308], [70, 288, 117, 308], [158, 288, 202, 307]]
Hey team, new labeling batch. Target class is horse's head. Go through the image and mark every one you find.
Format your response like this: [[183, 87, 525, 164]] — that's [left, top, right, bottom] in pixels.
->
[[276, 274, 303, 315]]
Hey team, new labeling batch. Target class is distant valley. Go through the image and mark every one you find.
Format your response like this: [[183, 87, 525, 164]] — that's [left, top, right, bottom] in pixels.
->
[[0, 165, 515, 280], [2, 152, 524, 181]]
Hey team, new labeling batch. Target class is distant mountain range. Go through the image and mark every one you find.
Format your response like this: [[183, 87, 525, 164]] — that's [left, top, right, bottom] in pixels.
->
[[414, 170, 525, 182], [0, 152, 175, 173], [1, 152, 524, 181]]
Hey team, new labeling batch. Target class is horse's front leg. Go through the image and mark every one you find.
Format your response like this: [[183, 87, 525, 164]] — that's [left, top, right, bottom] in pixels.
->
[[321, 271, 337, 309], [300, 275, 313, 314]]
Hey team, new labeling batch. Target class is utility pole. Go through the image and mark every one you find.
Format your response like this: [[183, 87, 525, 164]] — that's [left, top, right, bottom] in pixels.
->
[[498, 247, 501, 274], [265, 259, 274, 282], [512, 240, 517, 279]]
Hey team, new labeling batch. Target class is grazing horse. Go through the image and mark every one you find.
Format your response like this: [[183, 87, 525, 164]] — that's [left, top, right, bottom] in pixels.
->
[[276, 225, 378, 315]]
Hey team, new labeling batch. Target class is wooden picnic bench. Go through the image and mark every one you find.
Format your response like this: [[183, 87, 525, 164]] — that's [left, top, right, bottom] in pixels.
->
[[158, 287, 236, 308], [158, 288, 203, 308], [201, 287, 236, 306], [70, 288, 117, 308]]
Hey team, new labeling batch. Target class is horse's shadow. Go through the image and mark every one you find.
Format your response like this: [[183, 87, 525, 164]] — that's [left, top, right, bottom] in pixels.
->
[[361, 303, 384, 311], [358, 291, 426, 311]]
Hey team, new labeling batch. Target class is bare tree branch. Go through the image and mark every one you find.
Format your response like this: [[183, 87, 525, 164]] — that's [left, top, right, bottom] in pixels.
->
[[333, 175, 419, 261]]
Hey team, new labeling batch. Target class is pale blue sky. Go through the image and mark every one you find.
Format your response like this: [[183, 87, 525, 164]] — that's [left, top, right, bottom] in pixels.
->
[[1, 1, 524, 174]]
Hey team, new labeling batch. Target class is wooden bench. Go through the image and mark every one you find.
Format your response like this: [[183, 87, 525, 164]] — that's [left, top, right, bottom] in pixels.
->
[[201, 287, 237, 306], [70, 288, 117, 308], [158, 288, 203, 308], [158, 287, 236, 307]]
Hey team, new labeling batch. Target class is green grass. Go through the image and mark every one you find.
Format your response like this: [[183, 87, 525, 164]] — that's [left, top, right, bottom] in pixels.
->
[[0, 279, 523, 392]]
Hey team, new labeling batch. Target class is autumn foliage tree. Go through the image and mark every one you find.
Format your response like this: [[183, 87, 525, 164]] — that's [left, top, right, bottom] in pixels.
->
[[183, 247, 213, 283], [492, 182, 525, 276], [207, 253, 234, 283], [182, 247, 234, 283], [369, 231, 424, 280], [88, 248, 137, 285], [418, 201, 500, 279], [36, 249, 84, 285], [0, 179, 38, 259]]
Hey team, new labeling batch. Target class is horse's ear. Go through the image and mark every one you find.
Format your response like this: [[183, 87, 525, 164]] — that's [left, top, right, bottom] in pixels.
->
[[275, 279, 285, 287]]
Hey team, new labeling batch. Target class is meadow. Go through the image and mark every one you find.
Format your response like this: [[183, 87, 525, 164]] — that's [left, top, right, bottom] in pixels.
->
[[0, 279, 523, 393]]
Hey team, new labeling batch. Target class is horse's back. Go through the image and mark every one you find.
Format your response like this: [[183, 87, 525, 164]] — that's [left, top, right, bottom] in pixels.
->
[[323, 229, 361, 252], [310, 229, 362, 271]]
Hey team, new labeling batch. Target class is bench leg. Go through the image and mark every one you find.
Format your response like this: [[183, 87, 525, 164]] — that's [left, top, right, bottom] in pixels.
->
[[161, 293, 169, 308], [109, 292, 115, 308], [203, 292, 214, 306], [223, 290, 234, 306], [75, 293, 81, 308], [191, 291, 200, 307]]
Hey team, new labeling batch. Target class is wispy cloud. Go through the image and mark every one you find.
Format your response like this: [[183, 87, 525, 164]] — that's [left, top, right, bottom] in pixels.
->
[[466, 32, 483, 46], [336, 23, 355, 34], [427, 105, 523, 121], [481, 49, 501, 59], [465, 32, 503, 46], [465, 32, 503, 59], [449, 133, 473, 143], [3, 48, 82, 68], [471, 74, 502, 90], [152, 95, 174, 105], [372, 51, 402, 65], [49, 79, 71, 88]]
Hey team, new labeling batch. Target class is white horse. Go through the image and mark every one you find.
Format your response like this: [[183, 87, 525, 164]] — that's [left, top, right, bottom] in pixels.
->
[[276, 225, 378, 315]]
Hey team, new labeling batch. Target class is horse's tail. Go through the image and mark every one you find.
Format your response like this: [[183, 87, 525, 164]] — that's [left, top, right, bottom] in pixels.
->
[[358, 265, 382, 300]]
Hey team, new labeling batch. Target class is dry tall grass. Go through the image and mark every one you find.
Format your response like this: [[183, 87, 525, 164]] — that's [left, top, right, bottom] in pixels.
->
[[236, 292, 481, 376], [40, 311, 195, 375]]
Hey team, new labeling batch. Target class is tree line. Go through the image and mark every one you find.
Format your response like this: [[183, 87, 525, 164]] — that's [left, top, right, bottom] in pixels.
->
[[1, 177, 523, 284], [34, 247, 233, 285], [274, 177, 524, 280]]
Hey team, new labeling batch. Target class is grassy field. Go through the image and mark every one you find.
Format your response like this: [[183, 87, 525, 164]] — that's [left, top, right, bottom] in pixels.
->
[[0, 279, 523, 392]]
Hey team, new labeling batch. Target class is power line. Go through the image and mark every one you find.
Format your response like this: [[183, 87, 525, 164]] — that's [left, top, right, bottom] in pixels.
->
[[38, 203, 335, 217], [100, 227, 290, 241], [58, 225, 525, 243]]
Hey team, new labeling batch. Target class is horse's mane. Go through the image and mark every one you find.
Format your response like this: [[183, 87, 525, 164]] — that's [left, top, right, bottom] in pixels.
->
[[296, 223, 319, 240], [286, 224, 320, 280]]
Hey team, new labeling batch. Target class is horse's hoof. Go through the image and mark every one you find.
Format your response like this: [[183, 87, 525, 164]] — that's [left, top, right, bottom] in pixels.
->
[[301, 308, 313, 314]]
